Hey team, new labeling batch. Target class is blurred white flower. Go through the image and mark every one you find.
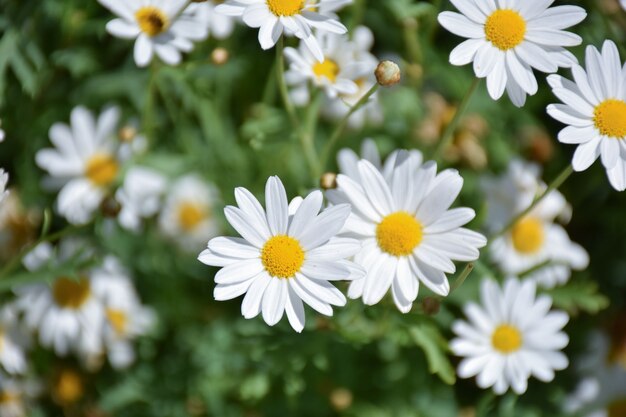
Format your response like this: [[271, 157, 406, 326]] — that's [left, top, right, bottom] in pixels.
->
[[15, 242, 104, 358], [284, 27, 374, 105], [438, 0, 586, 107], [547, 40, 626, 192], [0, 375, 41, 417], [0, 306, 29, 375], [198, 176, 365, 332], [116, 167, 167, 232], [451, 278, 569, 395], [216, 0, 348, 62], [159, 174, 221, 251], [90, 257, 155, 369], [36, 106, 122, 225], [187, 0, 237, 40], [328, 153, 486, 312], [0, 120, 5, 143], [482, 160, 588, 288], [99, 0, 209, 67], [0, 170, 7, 204]]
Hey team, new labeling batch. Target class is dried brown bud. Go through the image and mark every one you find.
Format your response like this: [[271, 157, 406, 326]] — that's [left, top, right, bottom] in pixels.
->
[[330, 388, 353, 411], [211, 47, 230, 66], [319, 172, 337, 190], [422, 297, 440, 315], [375, 61, 401, 87], [118, 126, 137, 142]]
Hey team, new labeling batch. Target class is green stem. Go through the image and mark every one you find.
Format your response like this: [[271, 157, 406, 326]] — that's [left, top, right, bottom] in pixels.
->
[[431, 77, 480, 162], [493, 164, 574, 239], [300, 91, 323, 180], [276, 38, 299, 128], [449, 263, 474, 294], [320, 84, 379, 170]]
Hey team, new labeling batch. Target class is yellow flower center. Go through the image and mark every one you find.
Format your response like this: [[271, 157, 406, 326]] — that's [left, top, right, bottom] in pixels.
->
[[492, 324, 523, 354], [135, 6, 169, 37], [484, 9, 526, 51], [52, 277, 91, 310], [376, 212, 423, 257], [177, 202, 206, 232], [85, 153, 119, 186], [313, 59, 340, 82], [0, 391, 18, 405], [511, 217, 544, 254], [594, 99, 626, 139], [266, 0, 304, 16], [106, 309, 128, 336], [261, 235, 305, 278], [53, 370, 83, 406]]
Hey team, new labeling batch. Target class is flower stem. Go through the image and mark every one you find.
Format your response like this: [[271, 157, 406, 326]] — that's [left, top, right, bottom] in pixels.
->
[[300, 91, 323, 180], [320, 84, 379, 170], [431, 77, 480, 162], [449, 262, 474, 294], [493, 164, 574, 239], [276, 38, 300, 128]]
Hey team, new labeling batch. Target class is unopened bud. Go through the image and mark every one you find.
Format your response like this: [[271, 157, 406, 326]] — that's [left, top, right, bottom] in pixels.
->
[[330, 388, 353, 411], [118, 126, 137, 142], [211, 47, 230, 66], [422, 297, 440, 315], [320, 172, 337, 190], [375, 61, 401, 87]]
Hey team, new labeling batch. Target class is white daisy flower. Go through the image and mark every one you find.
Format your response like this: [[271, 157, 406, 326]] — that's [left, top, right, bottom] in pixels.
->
[[36, 106, 123, 225], [90, 257, 155, 369], [328, 153, 487, 312], [216, 0, 349, 62], [451, 278, 569, 395], [547, 40, 626, 191], [285, 27, 375, 105], [482, 160, 588, 288], [0, 306, 29, 375], [0, 376, 41, 417], [187, 0, 237, 40], [99, 0, 209, 67], [116, 167, 167, 232], [159, 174, 221, 251], [15, 242, 104, 357], [0, 170, 7, 205], [438, 0, 586, 107], [198, 176, 365, 333]]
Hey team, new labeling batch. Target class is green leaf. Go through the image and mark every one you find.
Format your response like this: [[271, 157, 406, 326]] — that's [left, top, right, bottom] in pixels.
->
[[544, 281, 609, 315], [409, 321, 456, 385]]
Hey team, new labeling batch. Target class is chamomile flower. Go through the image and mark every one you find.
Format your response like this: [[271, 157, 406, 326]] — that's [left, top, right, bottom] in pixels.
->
[[216, 0, 348, 62], [116, 167, 167, 232], [36, 106, 123, 225], [328, 154, 486, 312], [99, 0, 209, 67], [483, 160, 588, 288], [547, 40, 626, 191], [0, 170, 7, 204], [285, 27, 374, 104], [187, 1, 237, 40], [0, 306, 28, 375], [15, 242, 104, 357], [438, 0, 586, 107], [198, 176, 365, 332], [451, 278, 569, 395], [90, 257, 155, 369], [0, 376, 40, 417], [159, 175, 221, 251]]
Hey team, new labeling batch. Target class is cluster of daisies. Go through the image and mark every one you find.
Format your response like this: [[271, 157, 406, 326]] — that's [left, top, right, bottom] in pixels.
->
[[439, 0, 626, 192]]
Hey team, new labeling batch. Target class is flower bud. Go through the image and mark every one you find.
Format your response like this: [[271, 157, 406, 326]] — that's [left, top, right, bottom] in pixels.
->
[[375, 61, 401, 87], [211, 47, 230, 66], [319, 172, 338, 190]]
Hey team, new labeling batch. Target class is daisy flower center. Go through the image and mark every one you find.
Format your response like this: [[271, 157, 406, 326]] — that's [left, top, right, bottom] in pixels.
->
[[266, 0, 304, 16], [52, 277, 91, 310], [135, 6, 169, 37], [593, 99, 626, 139], [106, 308, 128, 336], [54, 370, 83, 405], [376, 212, 423, 257], [484, 10, 526, 51], [313, 59, 340, 82], [85, 153, 119, 186], [491, 324, 523, 354], [0, 391, 18, 405], [261, 235, 305, 278], [511, 217, 544, 254], [177, 202, 206, 232]]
